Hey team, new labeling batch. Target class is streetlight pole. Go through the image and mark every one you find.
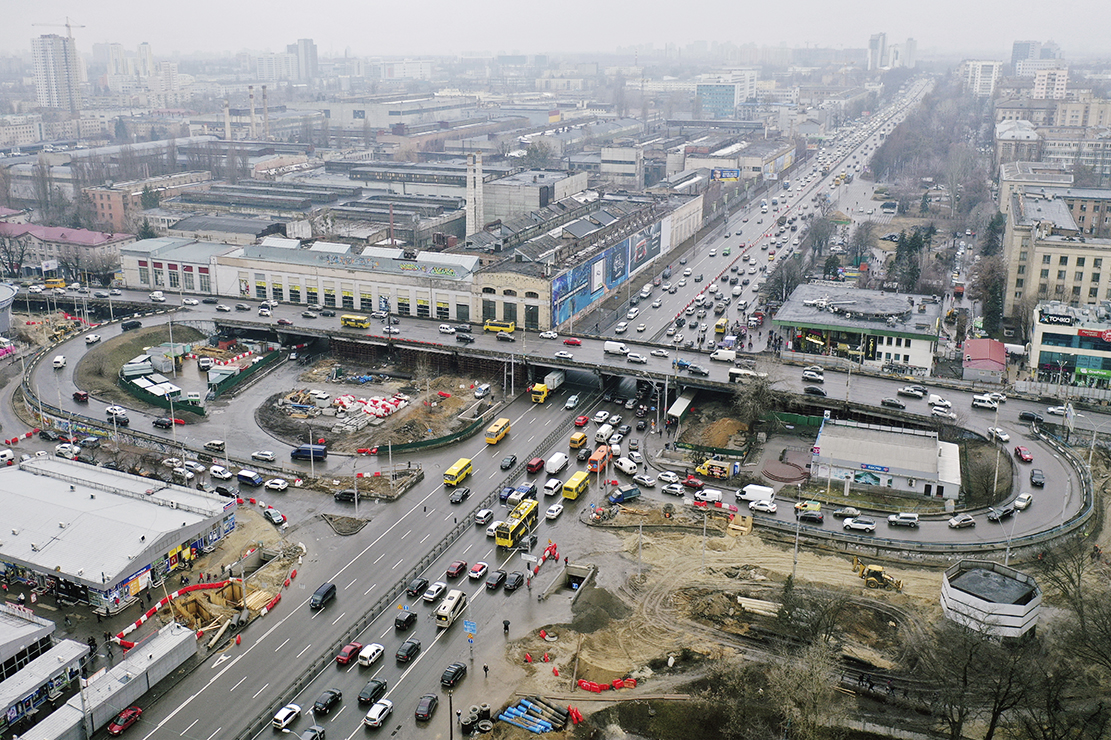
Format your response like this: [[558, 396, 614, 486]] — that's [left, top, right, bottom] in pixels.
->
[[990, 404, 1001, 498], [448, 690, 454, 740]]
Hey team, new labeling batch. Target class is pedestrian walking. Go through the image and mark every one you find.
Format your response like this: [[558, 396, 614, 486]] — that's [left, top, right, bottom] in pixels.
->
[[483, 664, 489, 678], [503, 619, 510, 635]]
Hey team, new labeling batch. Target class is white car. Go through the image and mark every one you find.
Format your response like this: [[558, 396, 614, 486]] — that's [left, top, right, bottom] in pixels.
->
[[182, 298, 199, 306], [161, 457, 183, 468], [651, 299, 662, 308], [709, 249, 717, 256], [615, 322, 629, 333], [172, 467, 195, 482], [657, 470, 680, 484], [987, 427, 1010, 443], [486, 520, 504, 538], [678, 279, 687, 287], [554, 350, 574, 360], [364, 699, 393, 728], [273, 704, 301, 730], [633, 474, 656, 488], [666, 326, 677, 336], [106, 405, 129, 418], [383, 326, 401, 334], [265, 478, 289, 492], [183, 460, 207, 474], [636, 324, 647, 332], [593, 410, 610, 424], [546, 503, 564, 520], [54, 443, 81, 458], [627, 353, 648, 364], [258, 307, 271, 317], [650, 349, 669, 358], [629, 451, 644, 464], [438, 325, 456, 334], [358, 643, 385, 665], [215, 304, 231, 312], [662, 483, 684, 496], [539, 330, 558, 339], [564, 395, 580, 410], [683, 268, 693, 276], [251, 450, 276, 462], [749, 499, 777, 514], [626, 308, 640, 320], [210, 465, 234, 480], [1014, 493, 1033, 510], [929, 398, 952, 409], [422, 581, 447, 602], [1046, 406, 1066, 416], [931, 407, 958, 421], [84, 334, 101, 345]]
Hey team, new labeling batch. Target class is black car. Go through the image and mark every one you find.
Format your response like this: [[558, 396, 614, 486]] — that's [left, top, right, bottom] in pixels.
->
[[39, 430, 61, 441], [803, 386, 827, 397], [314, 688, 342, 714], [500, 455, 517, 470], [504, 571, 526, 591], [358, 678, 388, 705], [496, 332, 515, 342], [441, 662, 467, 687], [333, 489, 357, 502], [1018, 411, 1045, 423], [798, 511, 824, 524], [395, 638, 421, 662], [415, 694, 438, 721], [695, 274, 704, 282], [201, 297, 219, 304], [152, 417, 175, 429], [687, 365, 710, 376], [720, 274, 729, 283], [320, 309, 336, 317], [577, 447, 591, 462], [406, 577, 429, 597], [730, 265, 740, 273], [395, 610, 417, 630], [485, 570, 506, 590], [234, 303, 250, 311], [636, 419, 648, 431], [215, 485, 237, 498], [987, 505, 1016, 522], [602, 392, 614, 403], [454, 325, 472, 333], [880, 398, 906, 409], [675, 317, 686, 328], [1030, 469, 1046, 487], [449, 487, 470, 504], [456, 333, 475, 344]]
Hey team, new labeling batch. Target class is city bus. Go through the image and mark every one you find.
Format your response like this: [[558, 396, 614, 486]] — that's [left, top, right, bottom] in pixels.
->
[[340, 314, 370, 329], [443, 457, 473, 487], [434, 589, 467, 628], [495, 499, 539, 548], [483, 319, 516, 333], [44, 278, 66, 289], [562, 471, 590, 500], [714, 318, 728, 335], [485, 417, 510, 445], [587, 445, 612, 473]]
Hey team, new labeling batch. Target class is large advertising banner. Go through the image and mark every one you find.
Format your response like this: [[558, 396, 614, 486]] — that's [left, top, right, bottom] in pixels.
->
[[604, 240, 629, 289], [628, 219, 668, 275]]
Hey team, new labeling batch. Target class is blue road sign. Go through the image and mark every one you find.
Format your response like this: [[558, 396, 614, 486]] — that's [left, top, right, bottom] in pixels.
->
[[463, 620, 477, 633], [468, 638, 474, 643]]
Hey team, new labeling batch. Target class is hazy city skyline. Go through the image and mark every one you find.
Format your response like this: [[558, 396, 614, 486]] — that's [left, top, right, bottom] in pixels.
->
[[6, 0, 1110, 59]]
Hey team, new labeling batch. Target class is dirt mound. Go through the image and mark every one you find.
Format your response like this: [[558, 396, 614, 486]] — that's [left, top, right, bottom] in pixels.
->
[[700, 417, 743, 448], [571, 584, 631, 634]]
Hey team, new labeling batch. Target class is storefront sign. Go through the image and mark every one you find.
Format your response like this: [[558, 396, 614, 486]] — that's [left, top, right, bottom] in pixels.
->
[[1077, 328, 1111, 343], [860, 463, 890, 473], [1077, 367, 1111, 378], [1039, 312, 1074, 326]]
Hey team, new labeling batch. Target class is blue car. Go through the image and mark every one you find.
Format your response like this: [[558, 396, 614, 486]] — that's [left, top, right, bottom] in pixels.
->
[[675, 358, 692, 370], [499, 487, 515, 502]]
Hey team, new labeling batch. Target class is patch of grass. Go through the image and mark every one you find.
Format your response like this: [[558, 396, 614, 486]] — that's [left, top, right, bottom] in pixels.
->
[[74, 324, 205, 409]]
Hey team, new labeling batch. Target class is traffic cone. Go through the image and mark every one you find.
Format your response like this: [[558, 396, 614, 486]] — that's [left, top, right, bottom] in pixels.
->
[[525, 653, 532, 663]]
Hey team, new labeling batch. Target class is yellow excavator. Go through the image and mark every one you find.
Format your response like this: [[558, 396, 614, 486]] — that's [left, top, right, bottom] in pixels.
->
[[852, 556, 904, 592]]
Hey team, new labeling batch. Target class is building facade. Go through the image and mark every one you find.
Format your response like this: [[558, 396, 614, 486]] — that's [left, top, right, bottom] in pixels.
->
[[0, 223, 134, 278], [1028, 301, 1111, 389], [32, 34, 82, 113], [960, 61, 1004, 98], [83, 171, 212, 232]]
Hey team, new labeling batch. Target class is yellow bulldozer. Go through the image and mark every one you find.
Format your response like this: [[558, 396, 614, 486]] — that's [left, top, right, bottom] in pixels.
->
[[852, 556, 903, 592]]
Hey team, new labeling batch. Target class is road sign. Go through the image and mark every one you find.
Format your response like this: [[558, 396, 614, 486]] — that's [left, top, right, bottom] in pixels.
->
[[463, 620, 477, 633], [520, 554, 538, 563], [468, 638, 474, 643]]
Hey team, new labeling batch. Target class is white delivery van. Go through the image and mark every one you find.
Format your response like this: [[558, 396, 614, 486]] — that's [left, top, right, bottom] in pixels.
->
[[474, 383, 491, 398], [545, 452, 569, 474], [971, 394, 998, 410], [927, 394, 949, 408], [52, 356, 66, 369], [149, 291, 166, 302], [736, 484, 775, 503], [603, 341, 629, 355], [0, 449, 13, 464], [694, 488, 723, 503], [710, 349, 736, 363], [595, 424, 615, 445], [613, 457, 638, 476], [694, 294, 708, 307], [732, 285, 744, 297]]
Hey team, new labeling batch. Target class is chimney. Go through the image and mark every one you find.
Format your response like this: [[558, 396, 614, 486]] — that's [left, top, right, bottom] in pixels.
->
[[223, 99, 231, 140], [262, 85, 271, 140], [248, 85, 257, 139]]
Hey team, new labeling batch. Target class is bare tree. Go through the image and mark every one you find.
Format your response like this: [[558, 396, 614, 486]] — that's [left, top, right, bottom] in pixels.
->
[[0, 234, 30, 277], [731, 371, 782, 433], [765, 641, 844, 740], [701, 657, 776, 740]]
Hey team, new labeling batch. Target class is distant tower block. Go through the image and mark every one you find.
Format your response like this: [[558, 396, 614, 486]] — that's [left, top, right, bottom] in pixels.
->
[[466, 153, 484, 237]]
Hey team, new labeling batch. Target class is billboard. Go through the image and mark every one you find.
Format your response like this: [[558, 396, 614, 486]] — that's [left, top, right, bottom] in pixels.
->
[[551, 217, 671, 327]]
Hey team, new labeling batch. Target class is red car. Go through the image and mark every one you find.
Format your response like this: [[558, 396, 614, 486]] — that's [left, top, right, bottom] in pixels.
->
[[276, 318, 294, 326], [574, 415, 590, 427], [107, 706, 143, 736], [336, 641, 364, 664], [563, 338, 582, 346], [446, 560, 467, 578], [1013, 446, 1033, 462], [682, 475, 705, 490]]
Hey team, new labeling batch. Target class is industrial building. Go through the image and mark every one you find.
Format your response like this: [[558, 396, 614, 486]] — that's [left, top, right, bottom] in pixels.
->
[[0, 459, 236, 614]]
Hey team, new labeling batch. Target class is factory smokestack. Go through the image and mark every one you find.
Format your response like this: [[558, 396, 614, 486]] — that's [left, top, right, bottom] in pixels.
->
[[223, 99, 231, 140], [262, 85, 270, 140], [248, 85, 257, 139]]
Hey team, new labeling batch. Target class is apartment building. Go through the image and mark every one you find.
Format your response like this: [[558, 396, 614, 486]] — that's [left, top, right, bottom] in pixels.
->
[[960, 61, 1004, 98], [83, 171, 213, 231]]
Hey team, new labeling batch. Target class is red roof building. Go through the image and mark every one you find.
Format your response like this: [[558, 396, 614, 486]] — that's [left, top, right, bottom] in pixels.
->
[[962, 338, 1006, 383]]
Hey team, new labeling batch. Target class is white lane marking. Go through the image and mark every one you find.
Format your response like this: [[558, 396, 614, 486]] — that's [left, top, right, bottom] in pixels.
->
[[204, 730, 221, 740], [420, 533, 430, 544], [230, 675, 247, 692], [275, 638, 289, 652], [251, 682, 269, 699], [331, 611, 346, 626], [295, 643, 312, 658], [181, 719, 198, 735], [345, 578, 357, 590], [392, 558, 404, 569], [363, 583, 377, 595]]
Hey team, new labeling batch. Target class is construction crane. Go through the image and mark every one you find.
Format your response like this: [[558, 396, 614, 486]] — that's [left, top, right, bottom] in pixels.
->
[[33, 17, 85, 40]]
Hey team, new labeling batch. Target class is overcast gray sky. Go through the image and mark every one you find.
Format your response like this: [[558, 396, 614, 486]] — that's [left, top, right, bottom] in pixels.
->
[[6, 0, 1109, 59]]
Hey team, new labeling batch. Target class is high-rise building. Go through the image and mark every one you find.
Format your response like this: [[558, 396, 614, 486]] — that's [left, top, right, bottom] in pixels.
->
[[960, 61, 1003, 98], [903, 38, 917, 69], [136, 42, 154, 78], [1011, 40, 1041, 70], [287, 38, 318, 81], [32, 34, 82, 113], [1033, 68, 1068, 100], [867, 33, 887, 71]]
